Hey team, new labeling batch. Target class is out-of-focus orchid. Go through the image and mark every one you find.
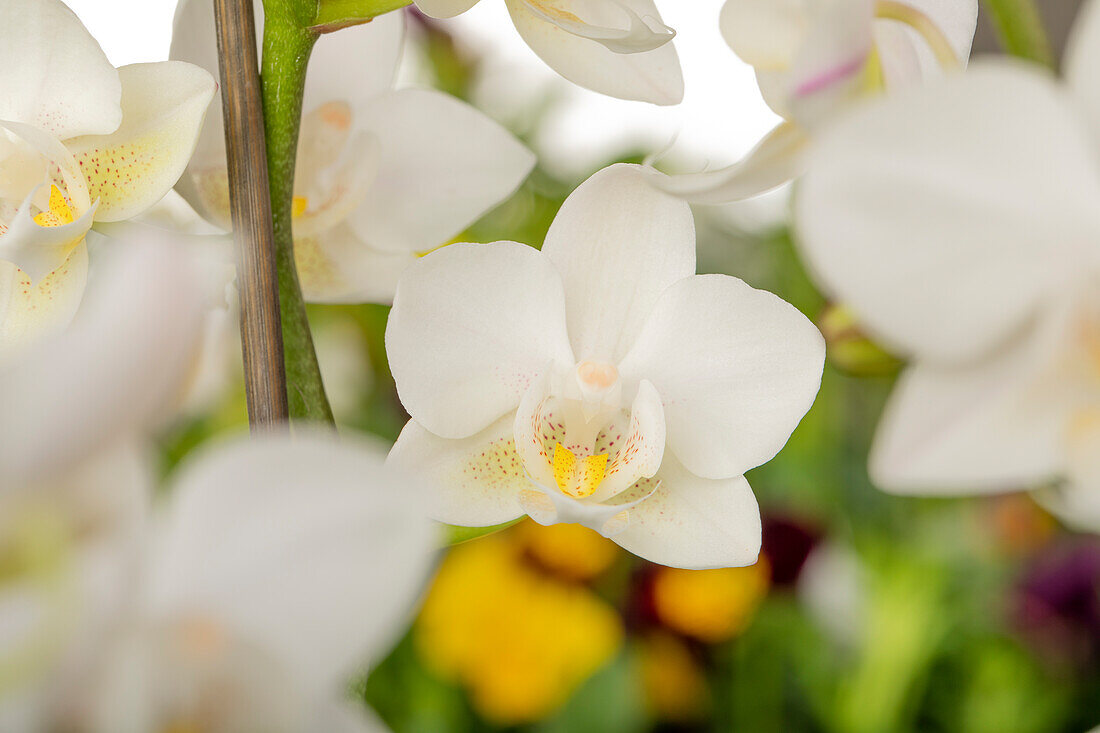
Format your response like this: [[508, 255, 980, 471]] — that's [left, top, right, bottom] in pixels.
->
[[0, 241, 208, 731], [172, 1, 535, 305], [59, 433, 438, 733], [794, 0, 1100, 532], [412, 0, 683, 105], [0, 0, 215, 353], [387, 164, 824, 569], [656, 0, 977, 204]]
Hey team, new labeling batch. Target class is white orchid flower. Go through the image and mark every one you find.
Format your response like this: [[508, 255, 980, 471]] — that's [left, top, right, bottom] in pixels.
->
[[793, 0, 1100, 531], [172, 1, 535, 305], [59, 432, 438, 733], [0, 241, 209, 730], [0, 0, 216, 353], [656, 0, 977, 204], [387, 164, 824, 569], [412, 0, 683, 105]]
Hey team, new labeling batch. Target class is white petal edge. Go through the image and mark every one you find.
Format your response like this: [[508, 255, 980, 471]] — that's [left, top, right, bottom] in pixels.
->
[[794, 61, 1100, 364], [869, 303, 1077, 495], [346, 88, 534, 257], [0, 0, 121, 139], [0, 237, 206, 485], [614, 455, 762, 569], [149, 432, 440, 697], [414, 0, 482, 18], [66, 61, 217, 222], [542, 163, 695, 363], [649, 122, 807, 204], [1065, 0, 1100, 152], [386, 241, 574, 439], [504, 0, 683, 105], [619, 274, 825, 480], [387, 416, 528, 527]]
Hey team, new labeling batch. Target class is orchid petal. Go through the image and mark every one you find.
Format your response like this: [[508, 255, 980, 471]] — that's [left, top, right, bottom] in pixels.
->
[[0, 238, 206, 486], [0, 0, 121, 139], [795, 62, 1100, 364], [614, 455, 761, 569], [518, 478, 655, 536], [414, 0, 482, 18], [649, 122, 807, 204], [296, 226, 416, 305], [720, 0, 807, 71], [740, 0, 874, 126], [0, 120, 91, 212], [305, 11, 404, 114], [65, 62, 216, 223], [1066, 0, 1100, 151], [0, 244, 87, 360], [868, 303, 1075, 494], [387, 241, 574, 439], [890, 0, 978, 66], [388, 416, 528, 527], [522, 0, 675, 54], [619, 274, 824, 480], [1039, 412, 1100, 532], [542, 164, 694, 363], [504, 0, 683, 104], [346, 89, 534, 256], [872, 20, 925, 89], [169, 0, 238, 214], [150, 432, 439, 695]]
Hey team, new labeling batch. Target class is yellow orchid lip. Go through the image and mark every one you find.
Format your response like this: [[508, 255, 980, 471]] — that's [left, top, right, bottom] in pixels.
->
[[32, 185, 75, 228], [552, 442, 609, 499]]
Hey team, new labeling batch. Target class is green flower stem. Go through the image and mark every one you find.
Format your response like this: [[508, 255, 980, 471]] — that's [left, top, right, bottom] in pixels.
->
[[260, 3, 335, 424], [980, 0, 1055, 68]]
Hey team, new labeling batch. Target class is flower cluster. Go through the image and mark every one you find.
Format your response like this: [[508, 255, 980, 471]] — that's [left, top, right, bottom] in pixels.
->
[[13, 0, 1095, 727]]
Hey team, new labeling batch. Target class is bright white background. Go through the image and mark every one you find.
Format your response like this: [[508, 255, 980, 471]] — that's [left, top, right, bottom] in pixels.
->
[[66, 0, 778, 178]]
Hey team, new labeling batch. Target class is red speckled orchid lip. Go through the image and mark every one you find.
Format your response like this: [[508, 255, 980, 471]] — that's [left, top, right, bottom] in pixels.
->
[[794, 49, 870, 98]]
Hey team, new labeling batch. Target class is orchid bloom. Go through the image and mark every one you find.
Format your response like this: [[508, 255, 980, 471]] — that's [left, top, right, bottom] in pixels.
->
[[0, 0, 215, 353], [413, 0, 683, 105], [62, 433, 437, 733], [656, 0, 977, 204], [0, 241, 208, 731], [387, 164, 824, 569], [793, 0, 1100, 532], [172, 1, 535, 304]]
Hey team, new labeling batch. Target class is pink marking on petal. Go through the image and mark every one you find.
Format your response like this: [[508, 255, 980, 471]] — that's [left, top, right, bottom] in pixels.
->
[[795, 51, 869, 97]]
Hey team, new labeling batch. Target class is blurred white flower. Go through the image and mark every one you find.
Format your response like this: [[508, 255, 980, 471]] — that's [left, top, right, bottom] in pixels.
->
[[387, 164, 824, 569], [797, 542, 866, 648], [0, 240, 208, 730], [0, 0, 216, 354], [794, 0, 1100, 530], [413, 0, 683, 105], [656, 0, 977, 203], [60, 432, 438, 733], [172, 1, 535, 305]]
